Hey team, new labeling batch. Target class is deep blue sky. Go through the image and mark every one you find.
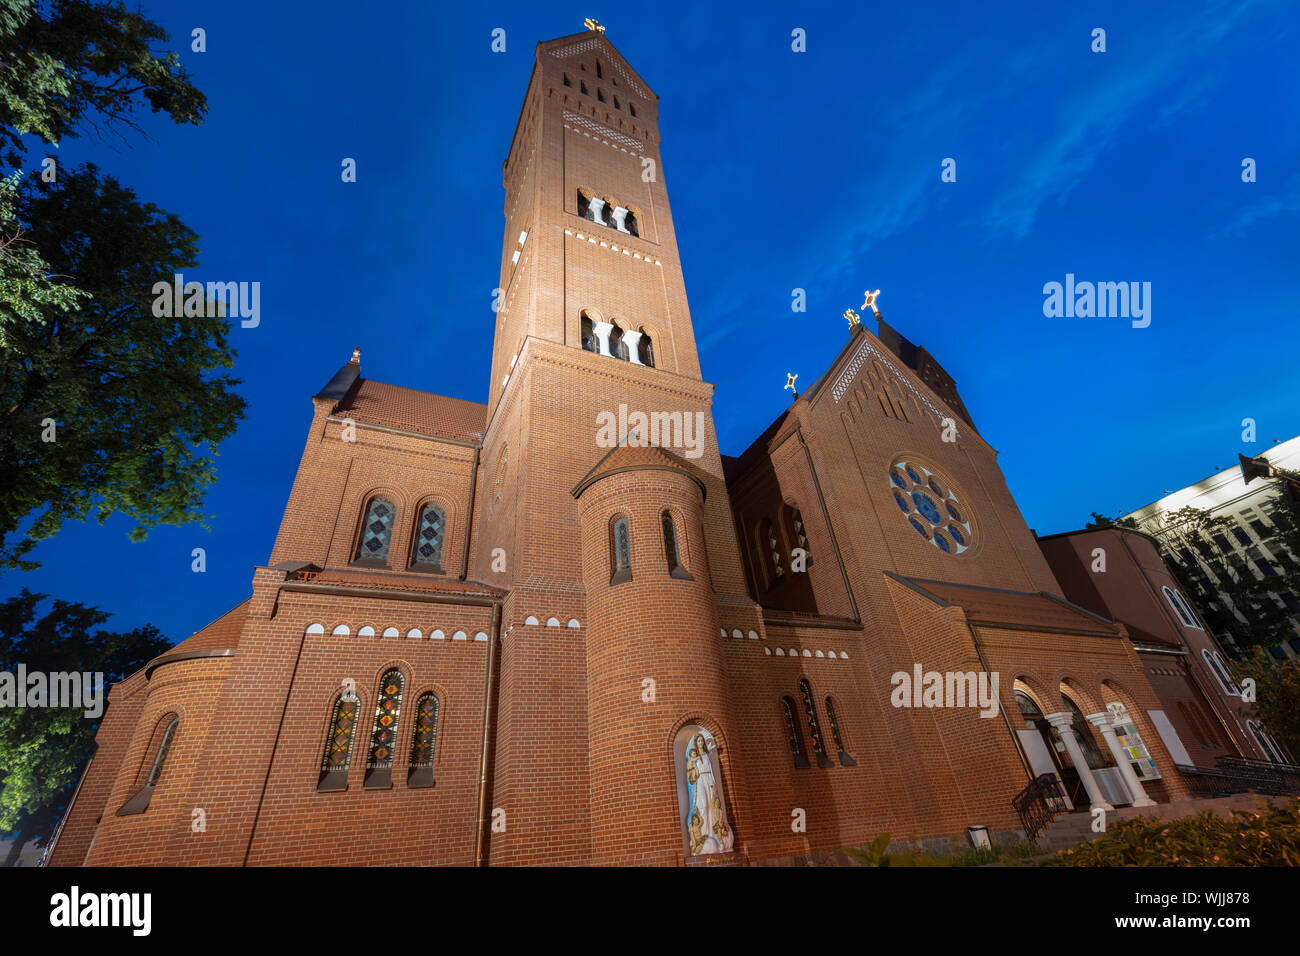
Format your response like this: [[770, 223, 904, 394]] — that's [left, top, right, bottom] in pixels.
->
[[6, 1, 1299, 645]]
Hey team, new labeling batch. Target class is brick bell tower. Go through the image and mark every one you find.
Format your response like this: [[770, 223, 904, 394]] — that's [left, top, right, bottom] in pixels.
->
[[475, 25, 759, 865]]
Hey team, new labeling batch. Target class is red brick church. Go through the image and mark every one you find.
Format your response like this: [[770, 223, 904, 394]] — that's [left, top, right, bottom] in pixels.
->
[[49, 26, 1238, 867]]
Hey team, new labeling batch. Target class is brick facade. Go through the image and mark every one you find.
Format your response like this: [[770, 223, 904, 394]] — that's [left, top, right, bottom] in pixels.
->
[[47, 30, 1205, 868]]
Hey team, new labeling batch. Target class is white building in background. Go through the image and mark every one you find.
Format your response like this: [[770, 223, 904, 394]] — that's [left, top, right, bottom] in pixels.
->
[[1122, 435, 1300, 655]]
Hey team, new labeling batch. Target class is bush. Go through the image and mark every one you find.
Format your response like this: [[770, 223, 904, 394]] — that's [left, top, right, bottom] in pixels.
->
[[1044, 800, 1300, 866]]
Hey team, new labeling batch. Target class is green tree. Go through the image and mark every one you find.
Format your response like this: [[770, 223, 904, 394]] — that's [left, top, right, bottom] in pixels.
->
[[1234, 647, 1300, 761], [0, 588, 169, 865], [0, 0, 205, 167], [0, 163, 245, 570], [0, 0, 236, 570]]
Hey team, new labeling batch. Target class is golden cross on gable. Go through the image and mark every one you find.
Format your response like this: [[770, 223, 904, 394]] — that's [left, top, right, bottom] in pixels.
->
[[785, 372, 798, 392], [584, 18, 606, 33], [861, 289, 881, 316]]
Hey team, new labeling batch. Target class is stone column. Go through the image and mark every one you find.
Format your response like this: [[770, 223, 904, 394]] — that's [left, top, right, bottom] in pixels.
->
[[623, 329, 643, 365], [587, 197, 606, 225], [612, 206, 630, 233], [593, 321, 614, 357], [1087, 712, 1157, 807], [1044, 712, 1114, 812]]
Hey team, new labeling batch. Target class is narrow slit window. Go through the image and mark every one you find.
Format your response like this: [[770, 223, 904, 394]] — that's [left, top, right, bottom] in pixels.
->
[[825, 697, 856, 766], [611, 516, 632, 585], [116, 715, 179, 815], [799, 679, 833, 768], [410, 503, 446, 571], [407, 693, 440, 788], [663, 511, 692, 580], [781, 697, 810, 769]]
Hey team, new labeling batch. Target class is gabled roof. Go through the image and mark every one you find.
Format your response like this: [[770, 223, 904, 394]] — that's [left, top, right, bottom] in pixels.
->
[[171, 599, 250, 655], [887, 573, 1122, 637], [537, 29, 658, 101], [333, 379, 487, 445], [572, 444, 710, 500]]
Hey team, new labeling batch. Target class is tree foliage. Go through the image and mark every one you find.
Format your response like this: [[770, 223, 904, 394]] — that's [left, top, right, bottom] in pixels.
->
[[0, 589, 169, 864], [1233, 646, 1300, 760], [0, 163, 245, 570], [0, 0, 205, 167]]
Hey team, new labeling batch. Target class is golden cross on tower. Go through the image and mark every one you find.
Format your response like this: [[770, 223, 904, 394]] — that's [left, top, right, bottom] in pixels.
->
[[785, 372, 798, 392], [584, 18, 606, 33], [861, 289, 881, 317], [843, 308, 860, 329]]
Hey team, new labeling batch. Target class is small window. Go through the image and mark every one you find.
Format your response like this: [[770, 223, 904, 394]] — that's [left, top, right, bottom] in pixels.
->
[[785, 504, 812, 568], [597, 88, 606, 103], [116, 715, 179, 815], [410, 504, 446, 572], [318, 695, 360, 791], [1249, 519, 1271, 537], [780, 697, 810, 769], [1248, 720, 1288, 763], [1232, 527, 1252, 547], [595, 59, 603, 78], [611, 516, 632, 585], [563, 73, 572, 87], [1255, 557, 1278, 577], [623, 208, 639, 237], [1202, 648, 1240, 696], [581, 314, 597, 353], [577, 190, 590, 220], [663, 511, 692, 580], [354, 496, 395, 565], [407, 693, 440, 788], [609, 325, 628, 360], [581, 81, 588, 95], [629, 102, 637, 117], [799, 679, 833, 768], [364, 670, 405, 789], [1162, 586, 1199, 629], [761, 517, 784, 586], [825, 697, 856, 766], [637, 329, 654, 367], [613, 95, 621, 110], [1213, 533, 1233, 553]]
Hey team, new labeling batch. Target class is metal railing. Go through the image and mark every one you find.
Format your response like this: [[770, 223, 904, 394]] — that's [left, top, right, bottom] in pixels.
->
[[1175, 756, 1300, 798], [1011, 773, 1070, 843]]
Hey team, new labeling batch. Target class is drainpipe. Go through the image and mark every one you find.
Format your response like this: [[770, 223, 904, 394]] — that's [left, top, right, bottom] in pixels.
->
[[966, 621, 1034, 780], [460, 445, 481, 581], [474, 603, 503, 866], [795, 425, 860, 623]]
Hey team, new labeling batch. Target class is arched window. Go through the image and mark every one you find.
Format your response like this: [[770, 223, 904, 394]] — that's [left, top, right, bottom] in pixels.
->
[[637, 329, 654, 366], [1162, 585, 1200, 629], [577, 190, 591, 220], [825, 697, 856, 766], [780, 697, 810, 769], [408, 692, 441, 788], [784, 504, 812, 568], [1062, 695, 1107, 769], [117, 714, 179, 815], [410, 503, 446, 572], [581, 313, 597, 353], [1202, 648, 1240, 696], [611, 515, 632, 585], [798, 679, 833, 768], [364, 669, 405, 789], [354, 496, 395, 565], [662, 511, 692, 580], [760, 517, 784, 587], [609, 325, 628, 360], [318, 694, 361, 791], [1247, 719, 1289, 763], [624, 208, 639, 237]]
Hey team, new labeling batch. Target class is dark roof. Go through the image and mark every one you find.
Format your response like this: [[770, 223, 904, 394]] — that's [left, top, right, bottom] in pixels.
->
[[333, 379, 487, 444], [888, 574, 1122, 637], [572, 444, 710, 500]]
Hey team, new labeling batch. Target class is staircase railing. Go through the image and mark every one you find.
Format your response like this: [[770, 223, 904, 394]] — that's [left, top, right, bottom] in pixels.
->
[[1011, 773, 1070, 843], [1175, 757, 1300, 798]]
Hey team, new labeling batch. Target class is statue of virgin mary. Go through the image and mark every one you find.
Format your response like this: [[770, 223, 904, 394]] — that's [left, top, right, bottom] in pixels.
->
[[684, 729, 734, 855]]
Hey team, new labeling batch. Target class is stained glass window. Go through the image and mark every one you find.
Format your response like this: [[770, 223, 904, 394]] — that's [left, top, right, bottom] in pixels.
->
[[611, 516, 632, 584], [318, 695, 360, 791], [364, 669, 405, 789], [116, 714, 181, 815], [799, 679, 833, 768], [411, 504, 446, 570], [662, 511, 691, 579], [889, 460, 974, 555], [354, 496, 395, 564], [408, 693, 440, 788], [825, 697, 856, 766], [781, 697, 810, 769]]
